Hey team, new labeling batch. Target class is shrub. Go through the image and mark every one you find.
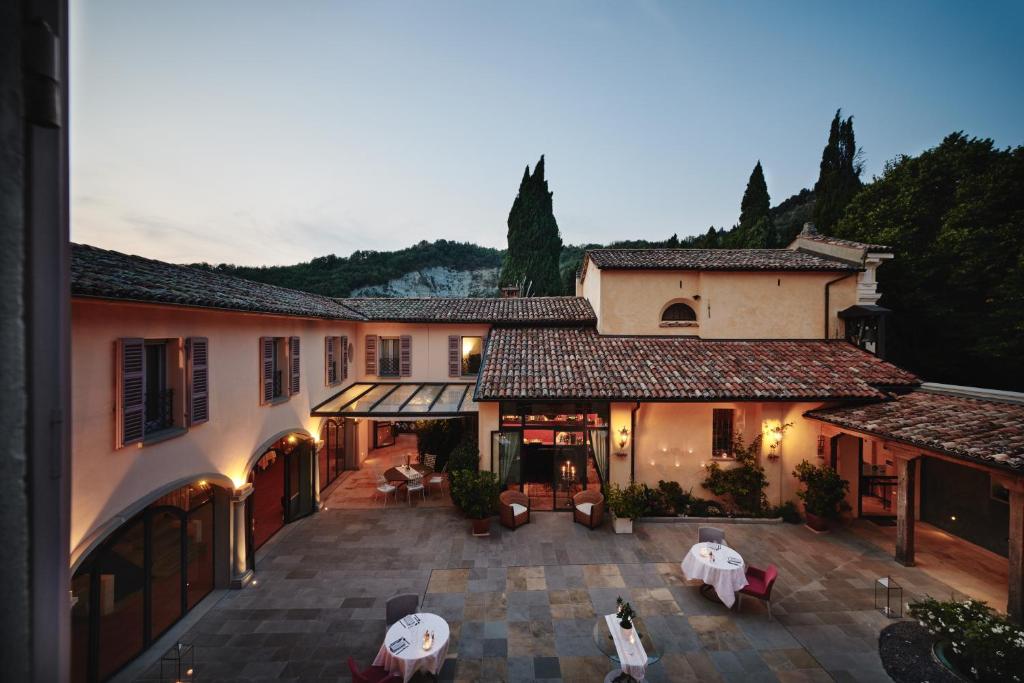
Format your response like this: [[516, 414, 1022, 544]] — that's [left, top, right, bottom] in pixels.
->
[[414, 419, 465, 466], [449, 470, 499, 519], [657, 480, 692, 516], [687, 498, 726, 517], [446, 430, 480, 473], [909, 596, 1024, 682], [769, 500, 801, 523], [604, 483, 648, 521], [701, 433, 769, 515], [793, 460, 849, 519], [638, 483, 673, 516]]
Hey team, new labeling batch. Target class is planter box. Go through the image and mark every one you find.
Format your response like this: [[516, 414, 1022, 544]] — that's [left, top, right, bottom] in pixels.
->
[[471, 518, 491, 536], [637, 515, 783, 524], [805, 512, 830, 532], [612, 516, 633, 534]]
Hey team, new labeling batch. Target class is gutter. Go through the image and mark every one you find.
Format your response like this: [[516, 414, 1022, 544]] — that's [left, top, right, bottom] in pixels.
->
[[630, 401, 640, 483], [823, 273, 856, 338]]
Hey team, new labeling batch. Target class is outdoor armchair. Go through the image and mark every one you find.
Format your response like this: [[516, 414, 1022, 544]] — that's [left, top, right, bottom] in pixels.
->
[[698, 526, 726, 545], [347, 657, 400, 683], [573, 489, 605, 529], [499, 490, 530, 530], [385, 593, 419, 628], [738, 564, 779, 619]]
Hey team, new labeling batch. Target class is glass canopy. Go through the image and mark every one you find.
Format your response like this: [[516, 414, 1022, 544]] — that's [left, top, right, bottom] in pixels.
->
[[311, 382, 478, 417]]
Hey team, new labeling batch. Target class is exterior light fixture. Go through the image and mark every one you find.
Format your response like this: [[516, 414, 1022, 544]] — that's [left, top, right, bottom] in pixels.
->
[[950, 515, 957, 521], [617, 426, 629, 450], [287, 435, 297, 445]]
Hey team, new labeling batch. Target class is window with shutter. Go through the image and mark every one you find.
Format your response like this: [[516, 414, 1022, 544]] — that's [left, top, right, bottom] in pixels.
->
[[448, 335, 460, 377], [341, 335, 348, 380], [289, 336, 301, 395], [325, 336, 336, 386], [365, 334, 377, 375], [187, 337, 209, 425], [117, 338, 146, 448], [399, 335, 412, 377], [260, 337, 275, 404]]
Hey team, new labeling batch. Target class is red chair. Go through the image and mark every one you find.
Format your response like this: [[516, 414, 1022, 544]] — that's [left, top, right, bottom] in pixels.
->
[[738, 564, 778, 619], [347, 657, 401, 683]]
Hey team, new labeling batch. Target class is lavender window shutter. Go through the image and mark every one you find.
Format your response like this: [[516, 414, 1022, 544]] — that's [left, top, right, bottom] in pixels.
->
[[325, 336, 335, 385], [341, 335, 348, 380], [260, 337, 274, 404], [400, 335, 412, 377], [117, 338, 145, 447], [448, 335, 460, 377], [365, 334, 377, 376], [187, 337, 209, 425], [289, 336, 301, 395]]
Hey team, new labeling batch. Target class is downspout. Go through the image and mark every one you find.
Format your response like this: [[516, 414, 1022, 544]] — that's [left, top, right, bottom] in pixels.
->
[[823, 273, 856, 339], [630, 402, 640, 483]]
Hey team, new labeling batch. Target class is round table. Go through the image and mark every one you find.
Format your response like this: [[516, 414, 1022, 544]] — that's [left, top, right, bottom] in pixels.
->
[[680, 542, 747, 608], [373, 612, 450, 683], [384, 463, 431, 484], [592, 615, 661, 682]]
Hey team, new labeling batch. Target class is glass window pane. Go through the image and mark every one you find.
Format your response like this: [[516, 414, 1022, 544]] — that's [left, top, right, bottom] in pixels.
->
[[372, 384, 419, 413], [187, 502, 215, 610], [341, 384, 394, 412], [459, 394, 479, 413], [149, 510, 183, 639], [316, 383, 375, 413], [96, 519, 145, 681], [403, 384, 443, 413], [71, 571, 91, 683], [461, 336, 483, 375], [430, 385, 468, 413]]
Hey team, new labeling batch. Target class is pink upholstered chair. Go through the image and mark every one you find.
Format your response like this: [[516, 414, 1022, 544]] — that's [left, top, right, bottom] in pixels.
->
[[738, 564, 779, 619], [347, 657, 400, 683]]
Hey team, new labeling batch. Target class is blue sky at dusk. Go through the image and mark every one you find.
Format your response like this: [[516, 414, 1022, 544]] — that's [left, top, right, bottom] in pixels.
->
[[71, 1, 1024, 266]]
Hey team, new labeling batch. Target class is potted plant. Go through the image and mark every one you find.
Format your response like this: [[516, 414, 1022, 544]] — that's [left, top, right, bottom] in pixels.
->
[[792, 460, 849, 531], [605, 483, 646, 534], [449, 470, 499, 536]]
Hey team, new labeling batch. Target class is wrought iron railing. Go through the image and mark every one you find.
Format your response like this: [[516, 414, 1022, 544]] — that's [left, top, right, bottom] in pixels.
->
[[273, 370, 283, 398], [378, 356, 400, 377], [145, 388, 174, 434]]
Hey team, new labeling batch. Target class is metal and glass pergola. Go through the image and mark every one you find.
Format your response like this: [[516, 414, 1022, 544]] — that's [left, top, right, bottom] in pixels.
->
[[310, 382, 479, 419]]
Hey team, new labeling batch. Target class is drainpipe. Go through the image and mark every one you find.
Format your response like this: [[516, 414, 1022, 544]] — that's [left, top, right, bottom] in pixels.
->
[[823, 273, 856, 339], [630, 402, 640, 483]]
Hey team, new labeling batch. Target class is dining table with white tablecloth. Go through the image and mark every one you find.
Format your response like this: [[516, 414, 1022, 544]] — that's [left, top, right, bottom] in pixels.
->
[[372, 612, 450, 683], [680, 541, 748, 608]]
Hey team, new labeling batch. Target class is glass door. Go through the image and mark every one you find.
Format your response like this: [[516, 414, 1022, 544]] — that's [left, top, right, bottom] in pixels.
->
[[553, 431, 585, 510]]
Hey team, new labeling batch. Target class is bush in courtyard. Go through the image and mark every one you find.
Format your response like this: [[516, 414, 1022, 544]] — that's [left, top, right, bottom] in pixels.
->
[[657, 480, 693, 516], [687, 498, 726, 517], [604, 483, 648, 521], [414, 419, 465, 466], [637, 483, 673, 516], [792, 460, 849, 519], [768, 500, 801, 523], [701, 434, 770, 515], [446, 430, 480, 472], [909, 596, 1024, 682], [449, 470, 499, 519]]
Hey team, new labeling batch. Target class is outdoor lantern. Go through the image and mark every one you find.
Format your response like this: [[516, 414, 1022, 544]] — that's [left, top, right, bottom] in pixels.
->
[[618, 426, 629, 450], [874, 576, 903, 618]]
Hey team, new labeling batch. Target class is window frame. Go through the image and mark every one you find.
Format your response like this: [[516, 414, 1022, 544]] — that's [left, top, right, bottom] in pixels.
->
[[460, 335, 484, 376], [141, 338, 186, 444], [661, 301, 698, 322], [711, 408, 735, 459], [378, 336, 401, 378]]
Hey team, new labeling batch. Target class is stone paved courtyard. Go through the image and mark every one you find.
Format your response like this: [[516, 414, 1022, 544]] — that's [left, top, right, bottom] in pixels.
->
[[133, 500, 968, 683]]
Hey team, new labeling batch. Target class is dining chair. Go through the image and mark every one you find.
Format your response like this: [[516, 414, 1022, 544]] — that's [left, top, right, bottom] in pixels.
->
[[426, 463, 447, 497], [385, 593, 420, 628], [422, 453, 438, 470], [347, 656, 400, 683], [374, 473, 397, 506], [698, 526, 726, 545], [405, 476, 426, 505], [738, 564, 779, 619]]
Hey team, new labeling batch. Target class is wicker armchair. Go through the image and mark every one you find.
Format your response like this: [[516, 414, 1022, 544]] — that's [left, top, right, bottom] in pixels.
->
[[573, 489, 605, 529], [499, 490, 530, 530]]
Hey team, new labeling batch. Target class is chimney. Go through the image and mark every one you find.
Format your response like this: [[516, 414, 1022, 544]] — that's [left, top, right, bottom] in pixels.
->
[[800, 222, 819, 237], [500, 285, 521, 298]]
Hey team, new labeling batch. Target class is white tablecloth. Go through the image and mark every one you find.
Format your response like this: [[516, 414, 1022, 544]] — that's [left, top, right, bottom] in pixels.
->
[[604, 614, 647, 681], [680, 542, 747, 607], [373, 612, 450, 683]]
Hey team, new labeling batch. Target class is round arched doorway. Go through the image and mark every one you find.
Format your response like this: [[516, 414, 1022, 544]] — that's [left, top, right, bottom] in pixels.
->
[[248, 432, 316, 551], [70, 479, 221, 683]]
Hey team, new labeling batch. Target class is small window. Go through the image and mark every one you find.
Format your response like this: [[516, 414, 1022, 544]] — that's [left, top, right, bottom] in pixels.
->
[[461, 336, 483, 375], [379, 338, 400, 377], [144, 341, 174, 435], [271, 338, 285, 399], [662, 302, 697, 322], [712, 409, 734, 458]]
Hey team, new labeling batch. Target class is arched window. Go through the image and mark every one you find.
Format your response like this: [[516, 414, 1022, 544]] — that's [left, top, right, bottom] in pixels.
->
[[662, 302, 697, 322]]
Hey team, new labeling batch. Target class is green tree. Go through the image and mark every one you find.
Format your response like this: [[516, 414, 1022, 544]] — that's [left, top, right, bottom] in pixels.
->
[[833, 133, 1024, 390], [739, 161, 771, 231], [813, 109, 863, 231], [499, 155, 564, 295]]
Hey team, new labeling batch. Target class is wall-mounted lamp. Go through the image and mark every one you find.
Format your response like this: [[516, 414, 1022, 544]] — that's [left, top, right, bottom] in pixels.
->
[[617, 426, 630, 450]]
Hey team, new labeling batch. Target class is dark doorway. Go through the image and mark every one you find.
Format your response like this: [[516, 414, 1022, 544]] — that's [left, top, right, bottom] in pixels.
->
[[249, 433, 316, 551]]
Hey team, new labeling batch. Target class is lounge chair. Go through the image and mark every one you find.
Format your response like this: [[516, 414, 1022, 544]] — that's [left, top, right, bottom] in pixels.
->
[[499, 490, 530, 530], [573, 490, 605, 529]]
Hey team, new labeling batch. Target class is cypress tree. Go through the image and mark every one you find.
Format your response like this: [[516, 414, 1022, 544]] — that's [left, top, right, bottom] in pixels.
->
[[499, 155, 564, 295], [813, 109, 863, 231], [739, 161, 771, 232]]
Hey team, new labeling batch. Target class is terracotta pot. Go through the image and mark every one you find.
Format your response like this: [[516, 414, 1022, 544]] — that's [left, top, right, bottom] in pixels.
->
[[805, 511, 830, 532], [471, 517, 491, 536]]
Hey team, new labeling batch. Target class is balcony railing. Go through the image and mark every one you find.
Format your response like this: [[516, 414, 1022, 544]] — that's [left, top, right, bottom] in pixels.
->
[[273, 369, 283, 398], [378, 356, 400, 377], [145, 388, 174, 434]]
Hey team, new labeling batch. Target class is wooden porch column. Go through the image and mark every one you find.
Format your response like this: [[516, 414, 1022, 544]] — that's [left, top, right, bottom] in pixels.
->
[[997, 476, 1024, 623], [894, 452, 920, 567]]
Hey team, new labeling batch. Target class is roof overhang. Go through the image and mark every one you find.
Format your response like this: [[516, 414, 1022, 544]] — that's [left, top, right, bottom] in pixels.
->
[[311, 382, 478, 419]]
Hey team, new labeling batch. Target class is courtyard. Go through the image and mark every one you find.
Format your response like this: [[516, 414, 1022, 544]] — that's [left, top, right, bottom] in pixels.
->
[[122, 488, 991, 683]]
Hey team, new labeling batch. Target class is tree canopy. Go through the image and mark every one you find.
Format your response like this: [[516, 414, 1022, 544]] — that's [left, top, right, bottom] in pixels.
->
[[499, 156, 564, 295], [733, 161, 772, 247], [813, 109, 863, 231], [833, 133, 1024, 390]]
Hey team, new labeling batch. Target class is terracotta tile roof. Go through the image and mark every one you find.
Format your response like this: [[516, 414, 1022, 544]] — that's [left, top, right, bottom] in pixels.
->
[[795, 224, 892, 252], [476, 327, 918, 401], [585, 248, 858, 272], [337, 297, 596, 324], [72, 243, 366, 320], [806, 389, 1024, 472]]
